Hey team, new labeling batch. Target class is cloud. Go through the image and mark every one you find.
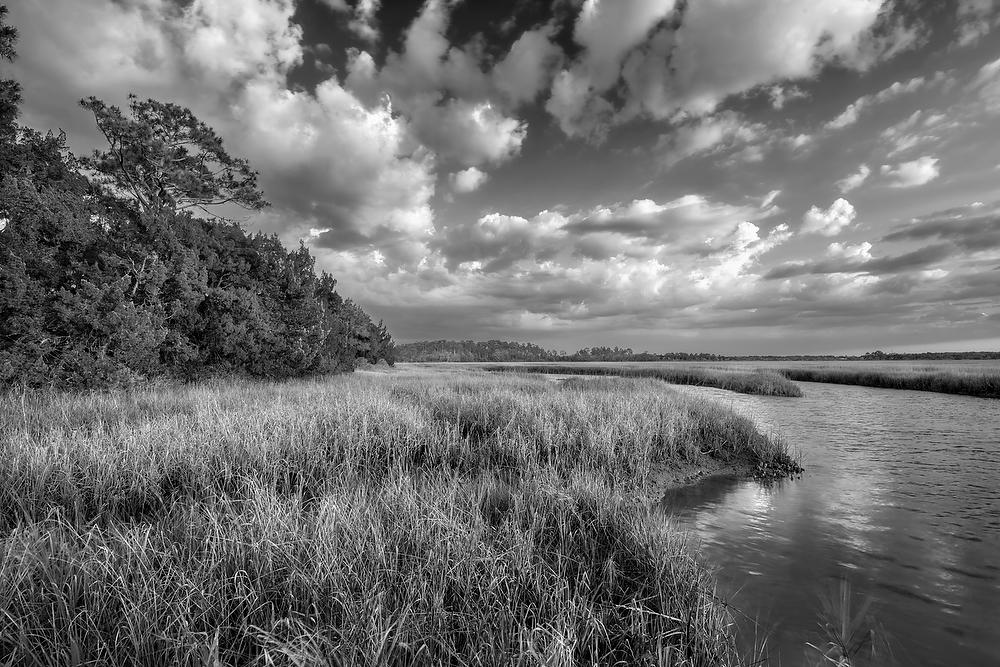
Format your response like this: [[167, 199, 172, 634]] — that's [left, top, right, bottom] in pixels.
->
[[968, 55, 1000, 111], [342, 2, 534, 166], [349, 0, 381, 42], [624, 0, 916, 119], [880, 156, 940, 187], [492, 26, 563, 106], [545, 0, 921, 140], [765, 243, 953, 279], [825, 75, 928, 130], [955, 0, 999, 46], [882, 201, 1000, 250], [802, 198, 857, 236], [837, 164, 872, 193], [450, 167, 489, 193], [827, 241, 874, 261], [407, 99, 526, 168], [761, 190, 782, 210], [767, 84, 808, 110], [661, 111, 767, 165]]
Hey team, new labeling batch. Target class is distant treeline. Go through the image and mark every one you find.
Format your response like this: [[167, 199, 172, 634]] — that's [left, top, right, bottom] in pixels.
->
[[0, 9, 392, 389], [397, 340, 1000, 363]]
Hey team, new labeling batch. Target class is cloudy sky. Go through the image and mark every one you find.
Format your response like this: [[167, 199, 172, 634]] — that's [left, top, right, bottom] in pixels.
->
[[7, 0, 1000, 354]]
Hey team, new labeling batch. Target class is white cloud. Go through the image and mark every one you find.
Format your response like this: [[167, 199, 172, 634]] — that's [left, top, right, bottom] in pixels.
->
[[545, 68, 614, 140], [837, 164, 871, 193], [767, 84, 808, 110], [761, 190, 782, 210], [827, 241, 874, 261], [802, 199, 857, 236], [663, 111, 766, 165], [550, 0, 918, 139], [826, 75, 928, 130], [968, 55, 1000, 111], [348, 0, 381, 43], [878, 109, 957, 157], [493, 27, 563, 106], [880, 156, 940, 188], [450, 167, 489, 193], [408, 99, 526, 168]]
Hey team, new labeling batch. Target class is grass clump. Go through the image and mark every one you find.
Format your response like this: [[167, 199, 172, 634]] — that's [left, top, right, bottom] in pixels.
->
[[486, 364, 804, 397], [775, 364, 1000, 399], [0, 372, 799, 665]]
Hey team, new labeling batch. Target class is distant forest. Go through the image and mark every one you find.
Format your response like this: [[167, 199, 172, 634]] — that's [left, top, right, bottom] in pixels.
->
[[396, 340, 1000, 363], [0, 7, 392, 389]]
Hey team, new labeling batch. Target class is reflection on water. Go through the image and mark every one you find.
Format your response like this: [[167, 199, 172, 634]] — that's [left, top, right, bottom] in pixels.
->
[[662, 382, 1000, 666]]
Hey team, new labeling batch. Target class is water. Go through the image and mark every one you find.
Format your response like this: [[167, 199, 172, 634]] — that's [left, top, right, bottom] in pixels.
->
[[661, 381, 1000, 666]]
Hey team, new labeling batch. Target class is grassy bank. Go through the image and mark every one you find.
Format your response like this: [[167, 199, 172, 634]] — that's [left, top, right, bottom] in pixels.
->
[[486, 364, 804, 397], [0, 372, 798, 665], [775, 365, 1000, 399]]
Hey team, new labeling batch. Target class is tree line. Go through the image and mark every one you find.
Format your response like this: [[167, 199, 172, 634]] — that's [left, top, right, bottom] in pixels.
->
[[396, 339, 1000, 363], [0, 7, 393, 389], [394, 341, 730, 363]]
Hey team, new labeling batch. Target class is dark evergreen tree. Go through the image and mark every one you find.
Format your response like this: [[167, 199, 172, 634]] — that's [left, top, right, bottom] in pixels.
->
[[79, 96, 268, 215]]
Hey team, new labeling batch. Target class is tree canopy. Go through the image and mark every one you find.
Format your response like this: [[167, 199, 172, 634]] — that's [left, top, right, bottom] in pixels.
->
[[80, 95, 268, 216]]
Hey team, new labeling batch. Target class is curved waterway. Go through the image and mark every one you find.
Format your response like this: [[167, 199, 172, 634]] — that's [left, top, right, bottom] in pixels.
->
[[662, 381, 1000, 666]]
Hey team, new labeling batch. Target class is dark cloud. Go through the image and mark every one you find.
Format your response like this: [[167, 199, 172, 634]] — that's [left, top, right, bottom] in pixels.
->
[[882, 210, 1000, 250], [765, 243, 954, 279]]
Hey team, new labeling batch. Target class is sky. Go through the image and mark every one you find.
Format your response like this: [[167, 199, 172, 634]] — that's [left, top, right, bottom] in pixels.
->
[[5, 0, 1000, 354]]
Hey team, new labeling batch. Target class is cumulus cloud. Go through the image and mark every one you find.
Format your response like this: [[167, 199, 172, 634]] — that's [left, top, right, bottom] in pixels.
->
[[802, 199, 857, 236], [546, 0, 921, 140], [880, 156, 940, 187], [450, 167, 489, 193], [342, 1, 536, 166], [827, 241, 874, 261], [407, 99, 526, 168], [837, 164, 872, 193], [493, 27, 563, 106]]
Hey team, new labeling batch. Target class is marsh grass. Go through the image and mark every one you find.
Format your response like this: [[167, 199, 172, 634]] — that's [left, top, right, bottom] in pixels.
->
[[774, 365, 1000, 399], [806, 580, 892, 666], [485, 364, 804, 397], [0, 373, 798, 665]]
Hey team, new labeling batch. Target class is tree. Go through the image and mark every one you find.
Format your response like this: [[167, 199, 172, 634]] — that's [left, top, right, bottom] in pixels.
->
[[79, 95, 268, 216], [1, 5, 21, 137]]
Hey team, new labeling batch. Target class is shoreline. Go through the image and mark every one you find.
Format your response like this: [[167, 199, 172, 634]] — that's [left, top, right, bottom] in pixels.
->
[[652, 455, 801, 497]]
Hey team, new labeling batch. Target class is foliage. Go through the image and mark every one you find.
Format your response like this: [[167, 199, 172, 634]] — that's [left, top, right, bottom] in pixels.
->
[[397, 338, 555, 362], [79, 95, 267, 215], [0, 5, 20, 136], [0, 12, 392, 388]]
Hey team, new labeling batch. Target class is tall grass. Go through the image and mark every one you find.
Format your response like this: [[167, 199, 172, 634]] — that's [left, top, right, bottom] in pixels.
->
[[0, 373, 799, 665], [775, 365, 1000, 399], [486, 364, 804, 397]]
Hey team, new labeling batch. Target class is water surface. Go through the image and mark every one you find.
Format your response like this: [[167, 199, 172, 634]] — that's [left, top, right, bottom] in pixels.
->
[[663, 381, 1000, 666]]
